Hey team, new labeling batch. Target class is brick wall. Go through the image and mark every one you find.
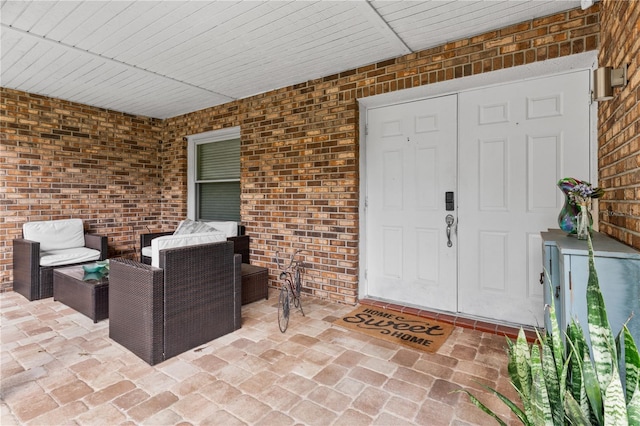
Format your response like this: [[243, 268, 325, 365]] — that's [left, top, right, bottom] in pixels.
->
[[159, 6, 601, 304], [0, 6, 610, 300], [237, 86, 360, 303], [597, 0, 640, 248], [0, 89, 163, 291], [160, 102, 242, 227]]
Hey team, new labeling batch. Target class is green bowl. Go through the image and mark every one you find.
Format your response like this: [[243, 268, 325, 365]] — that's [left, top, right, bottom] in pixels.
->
[[83, 264, 105, 273], [82, 272, 104, 281], [96, 260, 109, 270]]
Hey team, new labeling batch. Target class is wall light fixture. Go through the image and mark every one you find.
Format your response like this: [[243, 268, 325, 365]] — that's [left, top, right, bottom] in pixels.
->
[[593, 64, 628, 101]]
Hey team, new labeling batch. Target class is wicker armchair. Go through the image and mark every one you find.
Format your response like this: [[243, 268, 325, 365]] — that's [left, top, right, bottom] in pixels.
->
[[13, 219, 108, 301], [109, 241, 241, 365]]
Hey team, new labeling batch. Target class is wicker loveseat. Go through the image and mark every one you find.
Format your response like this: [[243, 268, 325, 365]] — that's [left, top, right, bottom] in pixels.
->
[[13, 219, 108, 301], [109, 241, 241, 365]]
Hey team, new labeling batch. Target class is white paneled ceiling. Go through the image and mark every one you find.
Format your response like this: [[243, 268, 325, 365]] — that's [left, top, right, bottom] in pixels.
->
[[1, 0, 583, 119]]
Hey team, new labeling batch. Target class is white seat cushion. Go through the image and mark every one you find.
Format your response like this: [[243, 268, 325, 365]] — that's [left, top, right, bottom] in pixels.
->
[[40, 247, 101, 267], [151, 231, 227, 267], [23, 219, 85, 251], [141, 246, 152, 258]]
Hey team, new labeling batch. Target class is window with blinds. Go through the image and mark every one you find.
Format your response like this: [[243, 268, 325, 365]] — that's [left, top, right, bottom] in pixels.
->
[[196, 138, 240, 221]]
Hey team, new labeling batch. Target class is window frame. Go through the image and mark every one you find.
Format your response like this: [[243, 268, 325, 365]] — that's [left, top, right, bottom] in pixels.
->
[[187, 127, 241, 221]]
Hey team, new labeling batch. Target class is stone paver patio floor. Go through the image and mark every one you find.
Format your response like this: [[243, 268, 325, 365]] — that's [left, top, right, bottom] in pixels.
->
[[1, 289, 521, 425]]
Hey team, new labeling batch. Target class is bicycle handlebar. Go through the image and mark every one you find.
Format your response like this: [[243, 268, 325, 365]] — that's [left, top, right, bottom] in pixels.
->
[[275, 249, 306, 272]]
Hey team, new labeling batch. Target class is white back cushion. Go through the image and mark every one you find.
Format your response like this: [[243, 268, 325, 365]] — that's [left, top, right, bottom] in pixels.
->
[[151, 231, 226, 267], [174, 219, 216, 235], [23, 219, 85, 252], [203, 221, 238, 237]]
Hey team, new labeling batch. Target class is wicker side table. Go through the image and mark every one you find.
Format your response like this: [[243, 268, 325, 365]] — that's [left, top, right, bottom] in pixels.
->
[[241, 263, 268, 305], [53, 265, 109, 323]]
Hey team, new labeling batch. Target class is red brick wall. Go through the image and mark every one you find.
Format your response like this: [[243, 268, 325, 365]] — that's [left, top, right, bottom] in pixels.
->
[[0, 89, 163, 291], [159, 6, 601, 304], [160, 103, 242, 227], [236, 86, 360, 303], [597, 0, 640, 248], [1, 6, 610, 299]]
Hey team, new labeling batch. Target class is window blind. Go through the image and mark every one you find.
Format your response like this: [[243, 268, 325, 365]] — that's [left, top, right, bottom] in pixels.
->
[[198, 182, 240, 221], [197, 138, 240, 180], [196, 137, 241, 221]]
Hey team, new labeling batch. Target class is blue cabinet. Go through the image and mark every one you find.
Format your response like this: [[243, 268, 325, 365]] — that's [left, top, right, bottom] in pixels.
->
[[541, 229, 640, 346]]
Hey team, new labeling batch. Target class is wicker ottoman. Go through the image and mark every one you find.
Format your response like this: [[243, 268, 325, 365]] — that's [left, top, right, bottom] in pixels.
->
[[241, 263, 268, 305]]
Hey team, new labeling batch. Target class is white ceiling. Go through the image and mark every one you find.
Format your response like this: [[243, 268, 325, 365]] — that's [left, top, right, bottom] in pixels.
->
[[1, 0, 583, 119]]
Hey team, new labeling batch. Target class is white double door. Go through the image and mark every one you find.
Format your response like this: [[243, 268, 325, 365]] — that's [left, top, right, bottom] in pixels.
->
[[365, 71, 590, 326]]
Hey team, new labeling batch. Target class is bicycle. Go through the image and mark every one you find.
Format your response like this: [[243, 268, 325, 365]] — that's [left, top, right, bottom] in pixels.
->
[[275, 249, 306, 333]]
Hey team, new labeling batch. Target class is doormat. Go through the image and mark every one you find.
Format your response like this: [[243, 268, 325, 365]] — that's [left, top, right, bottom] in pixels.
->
[[334, 305, 455, 353]]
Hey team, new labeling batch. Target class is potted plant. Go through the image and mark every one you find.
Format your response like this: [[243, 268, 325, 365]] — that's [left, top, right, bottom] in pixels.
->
[[461, 234, 640, 425]]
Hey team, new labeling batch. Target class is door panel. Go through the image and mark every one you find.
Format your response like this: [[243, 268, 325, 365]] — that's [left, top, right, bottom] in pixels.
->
[[458, 71, 590, 326], [366, 95, 458, 311], [479, 138, 507, 210], [382, 226, 402, 278]]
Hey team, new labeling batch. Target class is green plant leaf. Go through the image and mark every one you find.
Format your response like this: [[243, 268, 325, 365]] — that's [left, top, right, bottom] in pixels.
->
[[566, 324, 581, 402], [458, 384, 533, 426], [567, 320, 589, 415], [585, 235, 617, 393], [510, 329, 533, 419], [603, 362, 628, 425], [582, 351, 604, 425], [530, 343, 553, 424], [542, 335, 564, 425], [507, 337, 520, 389], [560, 348, 579, 423], [567, 332, 591, 421], [544, 268, 565, 382], [457, 389, 509, 426], [623, 325, 640, 406], [627, 382, 640, 425], [564, 390, 591, 425]]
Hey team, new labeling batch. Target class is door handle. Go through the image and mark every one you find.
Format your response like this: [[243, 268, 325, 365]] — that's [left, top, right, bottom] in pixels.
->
[[445, 214, 455, 247]]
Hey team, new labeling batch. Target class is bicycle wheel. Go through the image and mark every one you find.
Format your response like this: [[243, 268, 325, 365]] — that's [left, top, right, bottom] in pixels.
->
[[294, 269, 305, 316], [277, 284, 290, 333]]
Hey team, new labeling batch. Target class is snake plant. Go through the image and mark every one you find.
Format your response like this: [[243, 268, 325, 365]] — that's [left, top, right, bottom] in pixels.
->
[[461, 234, 640, 425]]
